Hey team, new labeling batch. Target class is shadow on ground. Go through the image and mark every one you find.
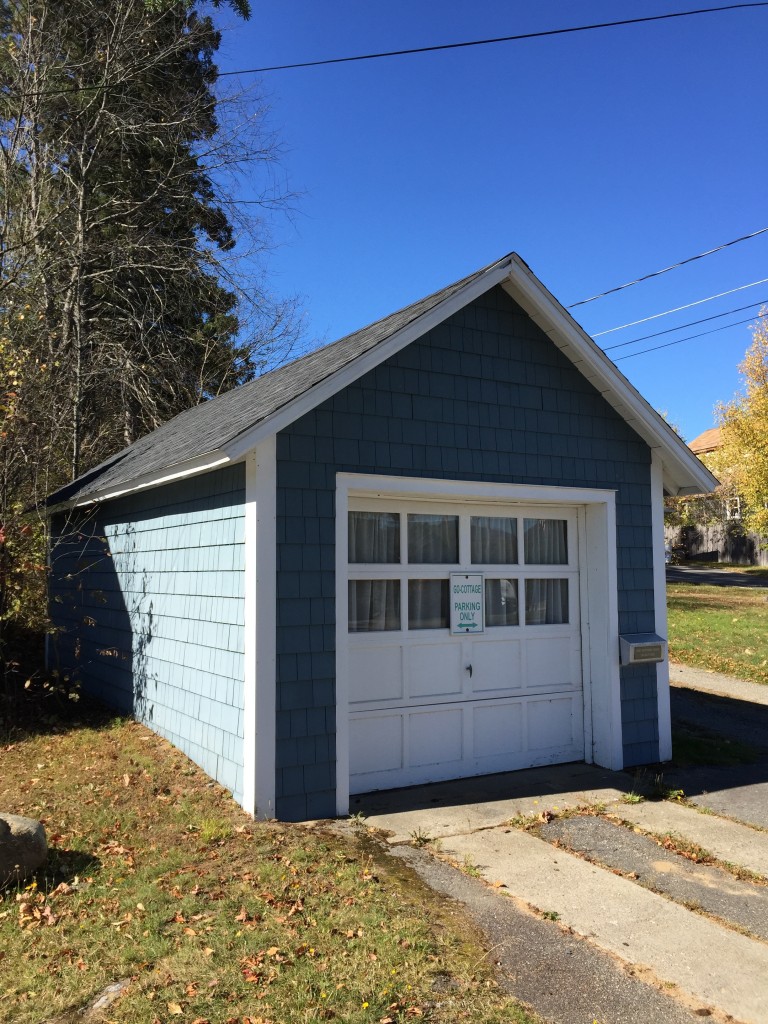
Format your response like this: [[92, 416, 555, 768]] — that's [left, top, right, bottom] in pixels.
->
[[354, 687, 768, 830]]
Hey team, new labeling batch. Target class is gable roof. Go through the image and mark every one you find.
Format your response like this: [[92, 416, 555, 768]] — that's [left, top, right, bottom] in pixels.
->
[[48, 252, 718, 508], [689, 426, 722, 455]]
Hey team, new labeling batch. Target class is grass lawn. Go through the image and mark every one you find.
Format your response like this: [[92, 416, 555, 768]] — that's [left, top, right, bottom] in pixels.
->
[[682, 562, 768, 577], [0, 706, 537, 1024], [667, 582, 768, 684]]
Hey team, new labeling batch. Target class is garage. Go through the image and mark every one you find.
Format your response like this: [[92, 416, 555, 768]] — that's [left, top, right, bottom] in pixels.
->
[[48, 252, 718, 821]]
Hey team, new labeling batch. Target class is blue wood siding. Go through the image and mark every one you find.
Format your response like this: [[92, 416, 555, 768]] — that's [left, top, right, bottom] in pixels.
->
[[49, 465, 246, 803], [276, 286, 658, 820]]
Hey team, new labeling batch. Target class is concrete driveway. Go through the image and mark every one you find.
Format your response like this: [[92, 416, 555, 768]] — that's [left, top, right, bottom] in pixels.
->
[[351, 669, 768, 1024]]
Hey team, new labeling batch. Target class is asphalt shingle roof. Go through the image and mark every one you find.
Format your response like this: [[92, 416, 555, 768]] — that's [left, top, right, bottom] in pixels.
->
[[48, 256, 507, 507]]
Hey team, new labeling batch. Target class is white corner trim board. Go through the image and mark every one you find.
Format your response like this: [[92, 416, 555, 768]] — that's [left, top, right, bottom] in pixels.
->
[[651, 450, 672, 762], [242, 452, 258, 816], [244, 436, 277, 819], [334, 473, 623, 816]]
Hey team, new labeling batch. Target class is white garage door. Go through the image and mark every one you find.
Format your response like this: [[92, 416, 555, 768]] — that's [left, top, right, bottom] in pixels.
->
[[347, 498, 584, 794]]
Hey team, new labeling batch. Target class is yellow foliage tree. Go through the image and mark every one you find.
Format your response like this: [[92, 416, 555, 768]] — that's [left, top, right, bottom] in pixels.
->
[[718, 310, 768, 538]]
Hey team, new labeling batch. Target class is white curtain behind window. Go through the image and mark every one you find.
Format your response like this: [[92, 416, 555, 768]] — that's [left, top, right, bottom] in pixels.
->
[[485, 578, 519, 626], [408, 580, 449, 629], [407, 514, 459, 563], [348, 580, 400, 631], [471, 516, 518, 564], [348, 511, 400, 563], [524, 519, 567, 564], [525, 579, 568, 624]]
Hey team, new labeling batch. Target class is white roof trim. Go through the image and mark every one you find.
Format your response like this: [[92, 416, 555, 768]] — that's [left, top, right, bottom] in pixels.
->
[[500, 257, 718, 496], [67, 452, 231, 509], [224, 254, 717, 496], [57, 253, 716, 507], [223, 256, 519, 462]]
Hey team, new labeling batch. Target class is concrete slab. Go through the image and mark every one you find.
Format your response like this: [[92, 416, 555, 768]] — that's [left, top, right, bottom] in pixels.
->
[[670, 662, 768, 705], [355, 762, 631, 843], [613, 799, 768, 878], [541, 815, 768, 940], [390, 842, 709, 1024], [442, 826, 768, 1024]]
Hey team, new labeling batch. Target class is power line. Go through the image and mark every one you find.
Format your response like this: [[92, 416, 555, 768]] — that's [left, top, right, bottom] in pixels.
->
[[602, 298, 768, 351], [592, 277, 768, 336], [569, 226, 768, 307], [613, 311, 764, 361], [218, 4, 768, 77], [25, 3, 768, 97]]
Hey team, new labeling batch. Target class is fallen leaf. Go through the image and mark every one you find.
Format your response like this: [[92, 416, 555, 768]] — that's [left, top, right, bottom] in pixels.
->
[[167, 1001, 183, 1015]]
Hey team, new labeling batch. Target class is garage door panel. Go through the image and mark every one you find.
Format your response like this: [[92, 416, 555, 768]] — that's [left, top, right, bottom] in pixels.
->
[[409, 707, 463, 766], [473, 701, 523, 758], [524, 637, 578, 690], [526, 696, 580, 751], [349, 645, 403, 705], [350, 713, 403, 775], [407, 643, 463, 698], [470, 639, 523, 693]]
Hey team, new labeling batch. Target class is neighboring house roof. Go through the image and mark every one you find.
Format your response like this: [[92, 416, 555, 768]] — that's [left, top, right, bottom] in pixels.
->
[[47, 252, 718, 509], [689, 427, 722, 455]]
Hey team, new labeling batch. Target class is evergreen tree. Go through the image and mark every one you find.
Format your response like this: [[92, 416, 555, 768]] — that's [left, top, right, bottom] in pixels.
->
[[0, 0, 296, 481], [0, 0, 297, 681]]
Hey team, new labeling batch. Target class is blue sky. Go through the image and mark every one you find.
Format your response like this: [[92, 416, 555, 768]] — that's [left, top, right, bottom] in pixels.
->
[[213, 1, 768, 442]]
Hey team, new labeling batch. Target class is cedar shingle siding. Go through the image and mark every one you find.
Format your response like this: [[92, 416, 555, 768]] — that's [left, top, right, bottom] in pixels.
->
[[275, 286, 657, 820], [50, 464, 246, 802]]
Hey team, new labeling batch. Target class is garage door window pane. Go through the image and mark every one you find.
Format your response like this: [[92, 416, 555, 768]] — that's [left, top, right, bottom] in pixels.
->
[[524, 519, 568, 564], [408, 579, 449, 629], [525, 579, 569, 625], [471, 516, 518, 564], [349, 580, 401, 632], [348, 511, 400, 563], [408, 514, 459, 563], [485, 578, 519, 627]]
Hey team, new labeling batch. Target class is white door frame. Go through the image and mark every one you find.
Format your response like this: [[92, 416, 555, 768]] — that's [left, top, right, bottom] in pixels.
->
[[335, 473, 623, 816]]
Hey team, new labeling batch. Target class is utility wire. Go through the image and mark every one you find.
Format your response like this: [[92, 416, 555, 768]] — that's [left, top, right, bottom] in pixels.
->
[[614, 311, 764, 361], [218, 4, 768, 76], [592, 277, 768, 335], [569, 225, 768, 307], [602, 298, 768, 351], [24, 3, 768, 97]]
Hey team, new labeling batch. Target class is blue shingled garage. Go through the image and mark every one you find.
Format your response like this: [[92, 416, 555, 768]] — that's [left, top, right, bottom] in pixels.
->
[[47, 253, 717, 821]]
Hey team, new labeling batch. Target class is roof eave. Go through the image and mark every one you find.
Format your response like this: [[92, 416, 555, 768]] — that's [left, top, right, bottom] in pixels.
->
[[48, 450, 232, 512], [53, 251, 718, 508], [222, 255, 520, 463], [500, 256, 719, 497]]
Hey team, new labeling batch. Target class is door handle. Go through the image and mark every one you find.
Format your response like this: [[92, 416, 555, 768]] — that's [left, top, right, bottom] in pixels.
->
[[465, 664, 473, 678]]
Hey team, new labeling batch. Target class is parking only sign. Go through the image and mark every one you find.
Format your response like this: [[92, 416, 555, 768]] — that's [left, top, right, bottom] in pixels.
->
[[450, 573, 484, 634]]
